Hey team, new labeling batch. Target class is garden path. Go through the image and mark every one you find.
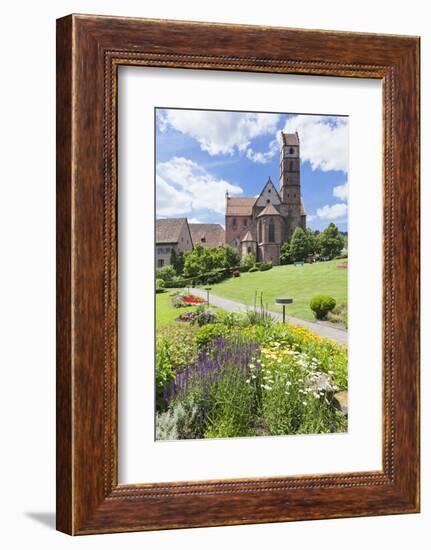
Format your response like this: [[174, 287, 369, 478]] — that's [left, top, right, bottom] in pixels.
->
[[189, 288, 348, 345]]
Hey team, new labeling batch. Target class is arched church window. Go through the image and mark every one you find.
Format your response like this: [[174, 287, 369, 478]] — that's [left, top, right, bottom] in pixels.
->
[[268, 220, 275, 243]]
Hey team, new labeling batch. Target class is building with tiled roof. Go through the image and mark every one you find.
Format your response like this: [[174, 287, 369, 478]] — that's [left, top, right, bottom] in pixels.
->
[[225, 131, 306, 265], [189, 223, 225, 248], [155, 218, 193, 268]]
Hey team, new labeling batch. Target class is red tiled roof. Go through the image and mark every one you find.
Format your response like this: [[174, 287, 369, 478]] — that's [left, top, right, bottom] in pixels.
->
[[282, 132, 299, 146], [189, 223, 225, 248], [226, 197, 256, 216]]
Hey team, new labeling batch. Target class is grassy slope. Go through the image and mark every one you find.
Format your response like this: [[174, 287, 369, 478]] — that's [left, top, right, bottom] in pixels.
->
[[207, 259, 347, 322], [156, 291, 221, 328]]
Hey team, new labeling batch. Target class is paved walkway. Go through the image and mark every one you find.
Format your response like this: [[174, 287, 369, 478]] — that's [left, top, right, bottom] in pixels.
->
[[190, 288, 348, 345]]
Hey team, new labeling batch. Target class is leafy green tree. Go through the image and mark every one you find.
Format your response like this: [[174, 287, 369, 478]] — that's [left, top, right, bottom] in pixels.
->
[[304, 227, 319, 256], [280, 241, 293, 265], [170, 249, 185, 275], [289, 227, 309, 262], [155, 264, 176, 282], [222, 245, 241, 269], [182, 244, 240, 280], [318, 223, 345, 259]]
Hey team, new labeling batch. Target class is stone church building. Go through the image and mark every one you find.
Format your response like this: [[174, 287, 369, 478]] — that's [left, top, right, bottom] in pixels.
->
[[225, 132, 306, 265]]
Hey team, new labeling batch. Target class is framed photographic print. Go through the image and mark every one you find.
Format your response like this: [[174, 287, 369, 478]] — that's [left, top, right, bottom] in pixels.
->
[[56, 14, 420, 535]]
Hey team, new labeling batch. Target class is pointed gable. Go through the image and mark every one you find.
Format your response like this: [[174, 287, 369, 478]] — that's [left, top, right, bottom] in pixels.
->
[[156, 218, 189, 243], [254, 177, 281, 207], [241, 230, 255, 242], [257, 203, 282, 217], [282, 132, 300, 146]]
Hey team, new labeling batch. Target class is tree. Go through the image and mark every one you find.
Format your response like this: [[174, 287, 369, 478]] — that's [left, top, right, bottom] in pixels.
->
[[318, 223, 345, 259], [182, 244, 240, 280], [222, 245, 241, 269], [155, 264, 176, 282], [289, 227, 310, 262], [280, 241, 293, 265], [304, 227, 319, 256], [170, 249, 185, 275]]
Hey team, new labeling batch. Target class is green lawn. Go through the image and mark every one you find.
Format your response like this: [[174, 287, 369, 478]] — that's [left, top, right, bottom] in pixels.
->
[[204, 259, 347, 322], [156, 291, 222, 328]]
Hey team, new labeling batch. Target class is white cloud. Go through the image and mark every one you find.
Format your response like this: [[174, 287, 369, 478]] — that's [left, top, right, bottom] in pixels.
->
[[244, 115, 348, 170], [246, 138, 279, 164], [157, 110, 280, 156], [333, 181, 348, 201], [282, 115, 348, 172], [316, 203, 348, 220], [156, 156, 243, 217]]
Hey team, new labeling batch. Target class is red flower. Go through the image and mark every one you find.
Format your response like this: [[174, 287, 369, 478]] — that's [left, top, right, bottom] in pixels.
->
[[181, 294, 206, 304]]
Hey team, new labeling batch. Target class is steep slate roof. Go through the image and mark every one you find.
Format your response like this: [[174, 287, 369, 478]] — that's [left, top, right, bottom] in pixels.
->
[[257, 203, 282, 217], [156, 218, 189, 244], [241, 230, 255, 242], [226, 197, 256, 216], [189, 223, 225, 248], [281, 132, 299, 146]]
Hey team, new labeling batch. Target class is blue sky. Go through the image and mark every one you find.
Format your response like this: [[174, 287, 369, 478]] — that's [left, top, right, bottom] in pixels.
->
[[155, 108, 348, 232]]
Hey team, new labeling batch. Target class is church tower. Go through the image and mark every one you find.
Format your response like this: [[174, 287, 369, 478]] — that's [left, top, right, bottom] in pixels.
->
[[279, 131, 303, 236]]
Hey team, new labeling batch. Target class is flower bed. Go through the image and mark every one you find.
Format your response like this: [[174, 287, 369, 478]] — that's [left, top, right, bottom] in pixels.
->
[[156, 311, 348, 440], [182, 294, 206, 304]]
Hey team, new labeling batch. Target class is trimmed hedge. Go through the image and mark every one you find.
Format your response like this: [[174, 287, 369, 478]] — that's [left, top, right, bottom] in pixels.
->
[[258, 261, 273, 271], [310, 294, 336, 320]]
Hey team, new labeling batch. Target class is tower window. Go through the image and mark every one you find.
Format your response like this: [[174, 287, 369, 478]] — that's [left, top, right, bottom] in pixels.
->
[[289, 147, 294, 154], [289, 161, 293, 171], [266, 199, 270, 204], [243, 219, 247, 227], [268, 220, 275, 243], [232, 218, 237, 227]]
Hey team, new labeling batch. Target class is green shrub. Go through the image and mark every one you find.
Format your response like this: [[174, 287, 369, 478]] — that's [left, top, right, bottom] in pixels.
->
[[205, 271, 224, 284], [327, 303, 348, 328], [155, 264, 176, 282], [155, 337, 175, 404], [196, 324, 228, 349], [216, 311, 246, 328], [156, 278, 165, 288], [240, 252, 256, 271], [171, 293, 190, 308], [248, 266, 258, 273], [156, 401, 199, 440], [310, 294, 336, 320], [192, 306, 218, 327], [258, 261, 273, 271], [164, 276, 187, 288]]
